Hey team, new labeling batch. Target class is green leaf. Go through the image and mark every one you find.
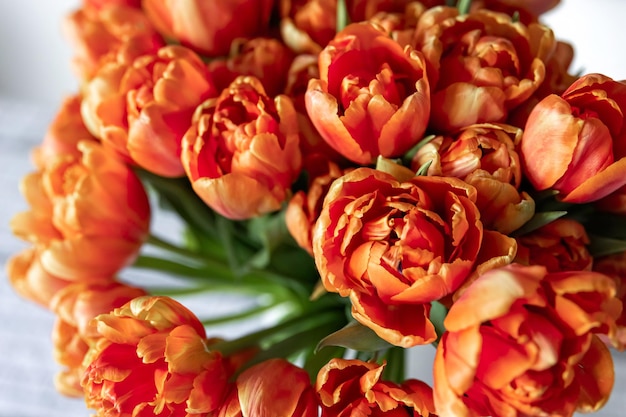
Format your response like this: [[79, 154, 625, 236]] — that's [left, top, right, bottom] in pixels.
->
[[584, 212, 626, 241], [587, 235, 626, 257], [430, 301, 448, 346], [402, 134, 436, 166], [316, 321, 394, 353], [511, 210, 568, 236]]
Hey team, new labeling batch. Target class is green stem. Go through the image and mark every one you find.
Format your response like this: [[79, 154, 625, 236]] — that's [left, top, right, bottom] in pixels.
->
[[382, 347, 405, 383], [456, 0, 471, 14], [212, 309, 342, 357], [200, 300, 291, 326], [146, 234, 210, 263]]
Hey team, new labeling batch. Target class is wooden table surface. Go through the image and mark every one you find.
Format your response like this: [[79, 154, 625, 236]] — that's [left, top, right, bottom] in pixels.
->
[[0, 97, 624, 416]]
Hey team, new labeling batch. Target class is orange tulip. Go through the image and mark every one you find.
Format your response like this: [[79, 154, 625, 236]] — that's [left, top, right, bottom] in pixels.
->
[[317, 358, 436, 417], [305, 22, 430, 165], [412, 123, 534, 234], [217, 359, 318, 417], [181, 76, 302, 220], [63, 4, 164, 81], [345, 0, 426, 22], [81, 296, 243, 416], [6, 248, 71, 308], [31, 95, 98, 169], [286, 154, 352, 254], [81, 45, 216, 177], [515, 218, 592, 272], [520, 73, 626, 203], [207, 37, 295, 98], [50, 281, 147, 397], [414, 7, 553, 133], [312, 167, 516, 346], [434, 264, 620, 417], [593, 251, 626, 350], [10, 141, 150, 281], [142, 0, 274, 57], [280, 0, 337, 54]]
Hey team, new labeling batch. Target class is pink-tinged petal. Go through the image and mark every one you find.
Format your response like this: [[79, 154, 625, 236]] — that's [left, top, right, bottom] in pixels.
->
[[445, 264, 545, 332], [433, 333, 473, 417], [237, 359, 317, 417], [430, 83, 507, 132], [305, 79, 373, 164], [520, 94, 582, 189]]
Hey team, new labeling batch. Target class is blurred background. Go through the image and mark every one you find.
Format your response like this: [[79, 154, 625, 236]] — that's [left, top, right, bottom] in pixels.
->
[[0, 1, 625, 416]]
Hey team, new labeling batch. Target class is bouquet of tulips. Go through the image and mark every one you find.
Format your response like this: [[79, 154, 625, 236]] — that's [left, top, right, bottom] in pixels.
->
[[7, 0, 626, 415]]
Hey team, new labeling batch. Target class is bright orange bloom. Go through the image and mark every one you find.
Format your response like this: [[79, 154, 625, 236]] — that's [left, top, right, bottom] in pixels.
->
[[142, 0, 274, 57], [9, 141, 150, 281], [31, 95, 98, 169], [181, 76, 302, 220], [317, 358, 436, 417], [412, 123, 534, 234], [313, 167, 516, 347], [593, 251, 626, 350], [280, 0, 337, 54], [286, 154, 352, 254], [520, 73, 626, 203], [50, 281, 147, 397], [82, 296, 246, 417], [81, 45, 216, 177], [434, 264, 620, 417], [6, 248, 72, 308], [305, 22, 430, 165], [207, 37, 295, 98], [217, 359, 318, 417], [63, 4, 164, 81], [515, 218, 592, 272], [414, 7, 554, 133]]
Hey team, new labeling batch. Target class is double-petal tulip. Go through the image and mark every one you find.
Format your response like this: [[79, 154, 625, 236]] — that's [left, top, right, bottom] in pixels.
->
[[317, 358, 436, 417], [217, 359, 318, 417], [312, 167, 516, 347], [63, 4, 164, 81], [594, 251, 626, 350], [50, 281, 147, 396], [181, 76, 302, 220], [82, 296, 247, 416], [142, 0, 274, 57], [81, 45, 216, 177], [9, 141, 150, 282], [305, 22, 430, 165], [280, 0, 337, 54], [286, 154, 352, 254], [515, 218, 592, 272], [434, 264, 621, 417], [207, 37, 295, 98], [414, 6, 554, 133], [520, 73, 626, 203], [412, 123, 534, 234], [31, 95, 98, 169]]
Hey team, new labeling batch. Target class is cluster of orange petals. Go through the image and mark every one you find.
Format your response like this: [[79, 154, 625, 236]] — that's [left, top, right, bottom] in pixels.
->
[[317, 358, 437, 416], [181, 76, 302, 219], [81, 296, 252, 416], [9, 0, 626, 416], [313, 167, 516, 347], [434, 264, 621, 417]]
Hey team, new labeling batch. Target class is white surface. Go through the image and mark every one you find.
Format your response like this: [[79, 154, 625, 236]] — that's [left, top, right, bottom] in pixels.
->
[[0, 1, 625, 416]]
